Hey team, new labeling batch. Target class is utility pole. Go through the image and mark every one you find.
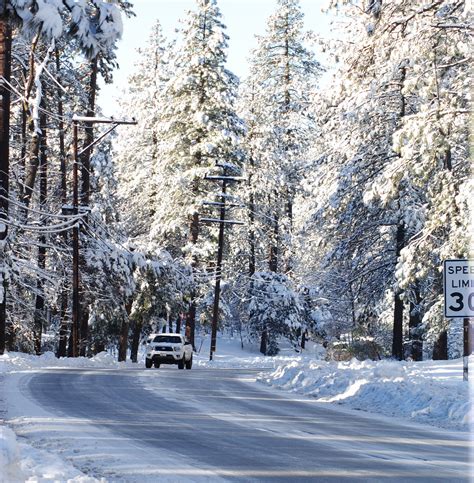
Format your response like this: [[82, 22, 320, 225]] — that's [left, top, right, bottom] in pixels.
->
[[202, 164, 244, 361], [71, 120, 80, 356], [69, 116, 136, 357]]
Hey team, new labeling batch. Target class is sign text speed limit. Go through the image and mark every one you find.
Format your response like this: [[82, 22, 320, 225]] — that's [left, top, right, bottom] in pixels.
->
[[444, 259, 474, 318]]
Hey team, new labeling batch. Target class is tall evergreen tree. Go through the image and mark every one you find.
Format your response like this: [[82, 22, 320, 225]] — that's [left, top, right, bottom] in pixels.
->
[[0, 0, 131, 355], [297, 0, 471, 359], [236, 0, 321, 353], [240, 0, 322, 276], [152, 0, 244, 344], [115, 20, 169, 246]]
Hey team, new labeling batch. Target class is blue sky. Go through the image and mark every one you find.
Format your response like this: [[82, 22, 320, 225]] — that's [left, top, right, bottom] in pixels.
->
[[98, 0, 332, 115]]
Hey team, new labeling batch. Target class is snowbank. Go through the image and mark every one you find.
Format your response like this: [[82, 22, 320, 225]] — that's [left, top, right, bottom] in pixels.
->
[[192, 336, 471, 432], [0, 350, 136, 482], [0, 425, 102, 482], [0, 425, 23, 482], [195, 336, 325, 369], [258, 357, 471, 430], [0, 350, 138, 373]]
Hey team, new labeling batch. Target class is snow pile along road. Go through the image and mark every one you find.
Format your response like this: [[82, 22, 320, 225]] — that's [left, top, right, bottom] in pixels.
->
[[0, 351, 135, 482], [258, 357, 471, 430], [195, 336, 325, 369], [0, 425, 22, 482], [0, 350, 138, 373], [0, 425, 101, 483]]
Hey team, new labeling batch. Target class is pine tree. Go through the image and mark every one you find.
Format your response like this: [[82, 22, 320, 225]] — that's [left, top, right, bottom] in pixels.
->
[[236, 0, 321, 352], [248, 271, 304, 355], [0, 0, 130, 355], [152, 0, 244, 344], [297, 0, 471, 360], [364, 0, 471, 358], [240, 0, 322, 275], [115, 20, 170, 245]]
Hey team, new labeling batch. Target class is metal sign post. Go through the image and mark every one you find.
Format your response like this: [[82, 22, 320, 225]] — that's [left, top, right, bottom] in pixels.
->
[[443, 259, 474, 381]]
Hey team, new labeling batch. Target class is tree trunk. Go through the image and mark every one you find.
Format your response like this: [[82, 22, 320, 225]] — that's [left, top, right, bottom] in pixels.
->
[[260, 328, 268, 355], [247, 152, 256, 277], [56, 48, 69, 359], [301, 330, 307, 350], [22, 128, 41, 210], [392, 222, 405, 360], [68, 121, 80, 357], [432, 330, 448, 360], [130, 316, 143, 363], [56, 292, 68, 358], [0, 14, 12, 356], [283, 29, 294, 274], [186, 211, 200, 349], [408, 288, 423, 361], [67, 330, 74, 357], [33, 106, 47, 355], [266, 208, 279, 358], [268, 213, 279, 273], [81, 56, 98, 207], [249, 190, 256, 277], [78, 57, 98, 357], [20, 33, 42, 216], [118, 301, 132, 362], [392, 294, 404, 361], [391, 64, 408, 360], [79, 310, 88, 357], [186, 303, 196, 350], [19, 83, 27, 173]]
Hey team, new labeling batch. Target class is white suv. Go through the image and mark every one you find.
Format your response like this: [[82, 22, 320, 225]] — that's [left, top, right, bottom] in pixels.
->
[[145, 333, 193, 369]]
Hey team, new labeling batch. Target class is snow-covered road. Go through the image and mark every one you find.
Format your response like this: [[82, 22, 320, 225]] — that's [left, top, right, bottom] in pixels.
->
[[4, 366, 471, 482]]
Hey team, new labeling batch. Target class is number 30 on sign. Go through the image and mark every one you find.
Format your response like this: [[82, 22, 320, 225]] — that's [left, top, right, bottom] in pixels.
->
[[444, 260, 474, 318]]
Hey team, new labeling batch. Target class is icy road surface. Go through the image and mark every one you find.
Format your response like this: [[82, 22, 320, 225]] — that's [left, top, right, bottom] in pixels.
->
[[5, 366, 471, 482]]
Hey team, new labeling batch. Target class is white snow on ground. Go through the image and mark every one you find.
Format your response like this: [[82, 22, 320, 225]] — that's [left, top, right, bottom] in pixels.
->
[[0, 350, 137, 372], [196, 336, 471, 431], [0, 351, 135, 483], [0, 335, 471, 481], [257, 356, 472, 431], [194, 334, 326, 369], [0, 424, 101, 482]]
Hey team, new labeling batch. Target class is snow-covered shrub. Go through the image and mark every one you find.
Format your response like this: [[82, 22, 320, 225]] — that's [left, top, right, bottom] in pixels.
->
[[248, 271, 304, 355]]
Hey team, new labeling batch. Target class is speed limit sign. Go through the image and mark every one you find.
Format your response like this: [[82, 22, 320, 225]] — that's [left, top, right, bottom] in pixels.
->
[[444, 259, 474, 318]]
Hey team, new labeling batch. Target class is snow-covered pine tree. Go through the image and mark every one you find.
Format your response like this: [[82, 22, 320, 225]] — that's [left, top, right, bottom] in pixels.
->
[[151, 0, 244, 343], [115, 20, 169, 246], [294, 54, 413, 357], [114, 21, 197, 360], [81, 137, 135, 359], [0, 0, 130, 355], [5, 36, 86, 354], [362, 0, 471, 359], [248, 271, 304, 355], [236, 0, 322, 352], [297, 0, 471, 360], [240, 0, 322, 276]]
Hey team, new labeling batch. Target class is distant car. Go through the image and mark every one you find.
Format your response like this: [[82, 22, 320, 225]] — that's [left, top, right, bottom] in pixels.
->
[[145, 333, 193, 369]]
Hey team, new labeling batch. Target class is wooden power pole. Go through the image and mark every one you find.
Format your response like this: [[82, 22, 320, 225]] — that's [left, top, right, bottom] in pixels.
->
[[202, 164, 244, 361], [69, 115, 136, 357]]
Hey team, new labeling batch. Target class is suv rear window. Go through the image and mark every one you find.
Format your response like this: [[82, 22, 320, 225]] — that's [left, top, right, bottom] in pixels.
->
[[152, 335, 182, 344]]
